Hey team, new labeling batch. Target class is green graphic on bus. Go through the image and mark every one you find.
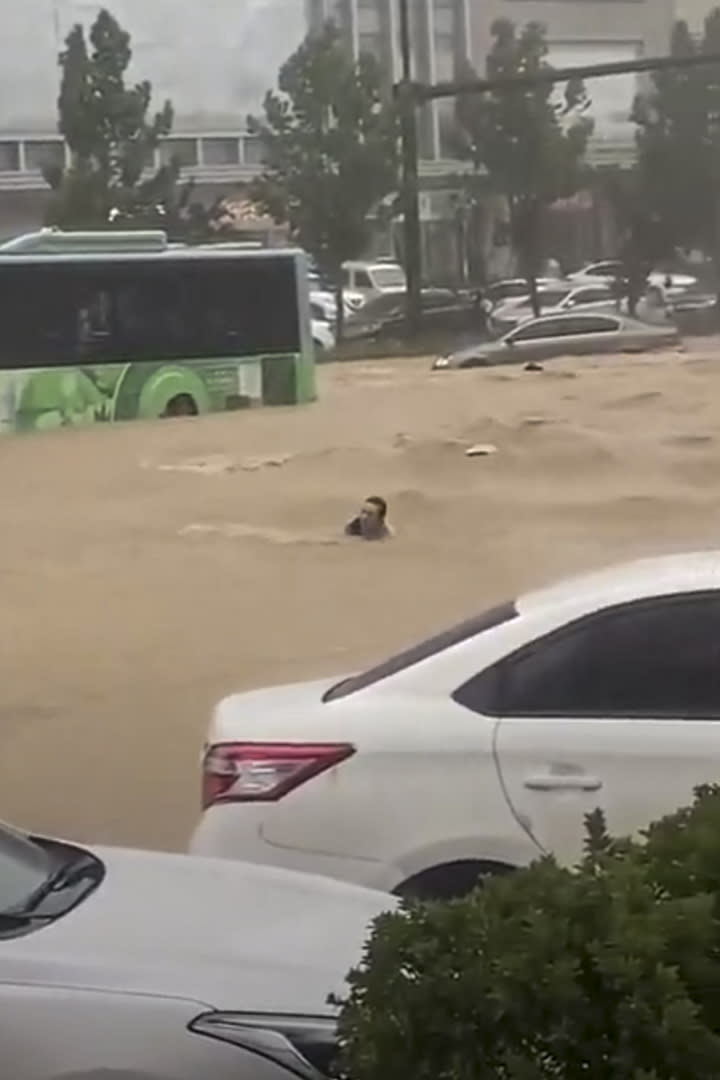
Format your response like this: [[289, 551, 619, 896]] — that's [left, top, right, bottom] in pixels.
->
[[0, 354, 310, 433]]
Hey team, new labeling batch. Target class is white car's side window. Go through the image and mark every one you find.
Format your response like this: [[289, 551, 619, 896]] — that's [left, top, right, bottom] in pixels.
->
[[454, 593, 720, 720]]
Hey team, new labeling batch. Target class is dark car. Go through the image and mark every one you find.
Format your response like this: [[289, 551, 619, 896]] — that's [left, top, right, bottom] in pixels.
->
[[343, 288, 482, 342]]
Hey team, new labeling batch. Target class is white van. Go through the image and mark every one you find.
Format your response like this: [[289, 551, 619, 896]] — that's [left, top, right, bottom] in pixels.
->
[[342, 259, 407, 301]]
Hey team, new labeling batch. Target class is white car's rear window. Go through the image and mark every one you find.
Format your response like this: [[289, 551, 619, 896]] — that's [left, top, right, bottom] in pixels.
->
[[322, 601, 518, 702]]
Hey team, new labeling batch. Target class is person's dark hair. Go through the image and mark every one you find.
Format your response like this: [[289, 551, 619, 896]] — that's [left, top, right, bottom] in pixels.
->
[[366, 495, 387, 520]]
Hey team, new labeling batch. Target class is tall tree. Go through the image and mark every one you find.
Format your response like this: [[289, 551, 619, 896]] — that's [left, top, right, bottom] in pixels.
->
[[44, 8, 193, 232], [456, 20, 593, 315], [600, 167, 675, 314], [632, 11, 720, 270], [248, 22, 399, 337]]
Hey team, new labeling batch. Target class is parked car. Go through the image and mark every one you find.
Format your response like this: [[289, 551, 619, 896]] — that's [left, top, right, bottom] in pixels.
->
[[432, 310, 679, 370], [190, 550, 720, 901], [342, 258, 406, 301], [310, 288, 364, 321], [484, 277, 560, 307], [568, 259, 697, 296], [0, 819, 393, 1078], [311, 317, 335, 353], [343, 287, 481, 342], [489, 282, 617, 333]]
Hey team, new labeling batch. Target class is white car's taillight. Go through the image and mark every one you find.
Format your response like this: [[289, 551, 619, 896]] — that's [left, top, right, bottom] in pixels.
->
[[201, 742, 355, 809]]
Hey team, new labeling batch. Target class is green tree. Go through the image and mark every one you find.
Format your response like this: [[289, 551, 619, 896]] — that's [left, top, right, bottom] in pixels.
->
[[456, 20, 593, 315], [44, 7, 208, 235], [336, 790, 720, 1080], [600, 167, 675, 314], [248, 22, 399, 337], [631, 12, 720, 270]]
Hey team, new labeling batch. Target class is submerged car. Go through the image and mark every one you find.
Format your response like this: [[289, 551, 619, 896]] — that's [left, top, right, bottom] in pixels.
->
[[0, 819, 393, 1079], [432, 310, 680, 370]]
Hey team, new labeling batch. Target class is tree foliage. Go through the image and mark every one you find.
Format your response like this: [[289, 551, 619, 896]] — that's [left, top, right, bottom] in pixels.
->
[[44, 7, 214, 237], [248, 21, 399, 333], [455, 20, 593, 313], [337, 787, 720, 1080], [599, 167, 675, 313], [632, 10, 720, 261]]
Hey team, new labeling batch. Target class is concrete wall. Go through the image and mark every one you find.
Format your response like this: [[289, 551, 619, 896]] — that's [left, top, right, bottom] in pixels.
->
[[0, 0, 308, 135]]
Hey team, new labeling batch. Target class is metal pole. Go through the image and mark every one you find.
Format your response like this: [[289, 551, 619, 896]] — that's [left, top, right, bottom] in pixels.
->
[[415, 50, 720, 102], [397, 0, 422, 336]]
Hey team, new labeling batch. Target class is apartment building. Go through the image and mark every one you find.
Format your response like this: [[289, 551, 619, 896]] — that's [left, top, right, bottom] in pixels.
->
[[310, 0, 675, 166]]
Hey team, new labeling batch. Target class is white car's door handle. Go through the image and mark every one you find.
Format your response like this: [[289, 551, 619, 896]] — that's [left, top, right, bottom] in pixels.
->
[[524, 774, 603, 792]]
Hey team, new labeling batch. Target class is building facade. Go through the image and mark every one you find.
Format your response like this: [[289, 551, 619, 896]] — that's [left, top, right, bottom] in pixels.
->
[[310, 0, 676, 166], [674, 0, 713, 31], [0, 0, 678, 243]]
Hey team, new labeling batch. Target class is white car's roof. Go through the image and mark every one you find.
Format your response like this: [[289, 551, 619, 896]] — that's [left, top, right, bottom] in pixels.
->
[[520, 550, 720, 616]]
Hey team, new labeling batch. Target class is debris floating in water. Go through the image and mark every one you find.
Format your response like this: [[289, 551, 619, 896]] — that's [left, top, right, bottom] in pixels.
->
[[465, 443, 498, 458]]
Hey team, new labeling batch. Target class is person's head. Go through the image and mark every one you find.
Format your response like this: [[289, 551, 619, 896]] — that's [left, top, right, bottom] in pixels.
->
[[359, 495, 388, 536]]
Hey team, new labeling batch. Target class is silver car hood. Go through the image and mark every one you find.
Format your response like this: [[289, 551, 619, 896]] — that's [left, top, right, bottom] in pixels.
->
[[444, 339, 508, 365], [1, 846, 394, 1012]]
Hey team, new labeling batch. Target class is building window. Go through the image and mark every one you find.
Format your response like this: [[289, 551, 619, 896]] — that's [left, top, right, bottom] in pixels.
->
[[158, 138, 198, 167], [242, 136, 265, 166], [0, 142, 20, 171], [201, 138, 241, 166], [433, 0, 460, 80], [24, 141, 65, 172], [432, 0, 468, 159], [357, 0, 382, 56]]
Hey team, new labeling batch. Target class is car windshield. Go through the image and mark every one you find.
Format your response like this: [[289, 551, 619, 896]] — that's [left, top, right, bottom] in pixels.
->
[[0, 823, 50, 911], [488, 281, 527, 301], [587, 263, 620, 276], [539, 288, 571, 306], [371, 266, 407, 289], [323, 601, 518, 702]]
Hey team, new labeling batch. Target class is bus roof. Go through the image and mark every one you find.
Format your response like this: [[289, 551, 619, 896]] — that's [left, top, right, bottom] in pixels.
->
[[0, 229, 301, 264]]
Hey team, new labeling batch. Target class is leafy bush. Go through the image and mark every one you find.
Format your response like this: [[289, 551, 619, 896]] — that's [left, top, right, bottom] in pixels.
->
[[336, 787, 720, 1079]]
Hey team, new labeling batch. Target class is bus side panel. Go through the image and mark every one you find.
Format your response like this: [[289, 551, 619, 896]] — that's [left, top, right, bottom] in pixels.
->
[[294, 348, 317, 404], [293, 250, 317, 404]]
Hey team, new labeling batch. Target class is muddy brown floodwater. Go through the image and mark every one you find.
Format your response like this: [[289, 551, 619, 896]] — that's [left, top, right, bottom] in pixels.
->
[[2, 344, 720, 852]]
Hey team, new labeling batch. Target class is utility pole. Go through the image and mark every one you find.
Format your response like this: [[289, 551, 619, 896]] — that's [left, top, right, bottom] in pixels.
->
[[396, 0, 422, 336], [394, 41, 720, 337]]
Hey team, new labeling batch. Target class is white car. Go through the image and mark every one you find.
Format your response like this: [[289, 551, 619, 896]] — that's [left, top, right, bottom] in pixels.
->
[[191, 551, 720, 900], [311, 317, 335, 353], [490, 282, 616, 331], [310, 289, 363, 322], [568, 259, 697, 295], [0, 820, 392, 1078], [342, 259, 407, 301]]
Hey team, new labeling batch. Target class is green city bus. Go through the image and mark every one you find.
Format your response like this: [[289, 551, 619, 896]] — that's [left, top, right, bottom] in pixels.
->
[[0, 229, 316, 434]]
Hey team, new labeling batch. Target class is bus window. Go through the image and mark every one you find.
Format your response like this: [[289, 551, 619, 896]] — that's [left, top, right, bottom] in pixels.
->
[[0, 252, 303, 368]]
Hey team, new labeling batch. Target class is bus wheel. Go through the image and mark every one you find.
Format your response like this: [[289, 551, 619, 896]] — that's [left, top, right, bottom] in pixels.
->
[[162, 394, 198, 418]]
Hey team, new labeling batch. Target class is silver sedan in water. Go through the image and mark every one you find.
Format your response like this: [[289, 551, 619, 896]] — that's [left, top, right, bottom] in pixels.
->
[[432, 310, 681, 370]]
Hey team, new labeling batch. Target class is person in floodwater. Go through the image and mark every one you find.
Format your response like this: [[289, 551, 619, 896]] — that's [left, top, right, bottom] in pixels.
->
[[345, 495, 393, 541]]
